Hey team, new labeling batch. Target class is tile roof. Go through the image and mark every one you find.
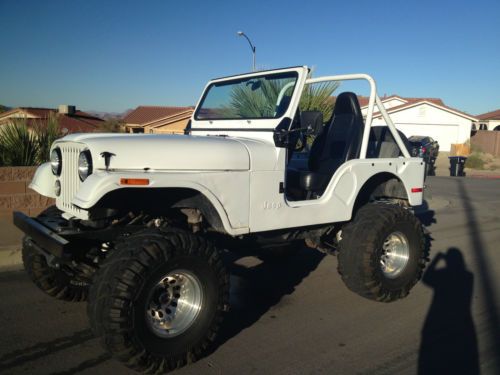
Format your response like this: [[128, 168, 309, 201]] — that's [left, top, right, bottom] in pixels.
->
[[123, 106, 194, 125], [144, 109, 194, 129], [0, 107, 103, 133], [477, 109, 500, 120], [358, 95, 444, 108]]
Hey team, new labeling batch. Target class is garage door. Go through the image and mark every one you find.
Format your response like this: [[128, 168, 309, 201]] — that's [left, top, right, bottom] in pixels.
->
[[394, 123, 459, 152]]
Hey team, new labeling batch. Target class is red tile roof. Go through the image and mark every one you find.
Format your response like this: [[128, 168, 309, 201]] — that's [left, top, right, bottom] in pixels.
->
[[358, 95, 444, 108], [477, 109, 500, 120], [144, 109, 194, 129], [0, 107, 103, 133], [123, 106, 194, 125]]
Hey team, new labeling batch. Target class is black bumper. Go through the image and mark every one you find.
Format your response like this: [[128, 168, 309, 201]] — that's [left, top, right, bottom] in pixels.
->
[[13, 211, 69, 258]]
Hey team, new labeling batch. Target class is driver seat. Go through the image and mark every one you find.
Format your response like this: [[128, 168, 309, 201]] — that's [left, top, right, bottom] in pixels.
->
[[287, 92, 364, 196]]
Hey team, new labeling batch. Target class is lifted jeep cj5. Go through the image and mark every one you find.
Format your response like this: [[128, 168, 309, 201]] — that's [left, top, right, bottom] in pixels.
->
[[14, 67, 428, 374]]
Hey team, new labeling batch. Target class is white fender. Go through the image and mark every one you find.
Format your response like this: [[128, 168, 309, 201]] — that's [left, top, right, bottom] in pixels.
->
[[29, 162, 57, 198]]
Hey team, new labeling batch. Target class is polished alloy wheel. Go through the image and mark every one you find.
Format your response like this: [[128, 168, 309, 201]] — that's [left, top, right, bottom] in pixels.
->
[[145, 270, 203, 338], [380, 231, 410, 278]]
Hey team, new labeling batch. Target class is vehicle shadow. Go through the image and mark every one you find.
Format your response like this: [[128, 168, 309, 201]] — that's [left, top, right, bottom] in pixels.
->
[[456, 179, 500, 372], [414, 199, 436, 228], [0, 329, 102, 373], [215, 246, 325, 349], [418, 247, 479, 375]]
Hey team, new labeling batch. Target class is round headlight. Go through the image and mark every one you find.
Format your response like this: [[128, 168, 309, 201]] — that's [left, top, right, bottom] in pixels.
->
[[78, 150, 93, 181], [50, 148, 62, 176], [54, 180, 61, 196]]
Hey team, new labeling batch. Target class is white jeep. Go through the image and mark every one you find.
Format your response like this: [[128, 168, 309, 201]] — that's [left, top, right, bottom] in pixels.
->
[[14, 66, 427, 373]]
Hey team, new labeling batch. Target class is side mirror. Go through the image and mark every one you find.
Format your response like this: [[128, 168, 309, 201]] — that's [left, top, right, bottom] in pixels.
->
[[273, 117, 292, 148]]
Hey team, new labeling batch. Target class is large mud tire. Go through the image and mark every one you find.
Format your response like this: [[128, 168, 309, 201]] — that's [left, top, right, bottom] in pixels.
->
[[87, 228, 229, 374], [22, 206, 89, 302], [338, 203, 426, 302]]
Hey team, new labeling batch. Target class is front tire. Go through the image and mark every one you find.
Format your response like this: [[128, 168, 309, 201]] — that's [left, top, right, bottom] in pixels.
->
[[338, 202, 426, 302], [87, 228, 229, 374], [22, 206, 89, 301]]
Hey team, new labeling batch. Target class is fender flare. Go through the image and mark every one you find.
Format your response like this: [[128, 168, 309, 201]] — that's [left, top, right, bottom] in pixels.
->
[[72, 172, 248, 235]]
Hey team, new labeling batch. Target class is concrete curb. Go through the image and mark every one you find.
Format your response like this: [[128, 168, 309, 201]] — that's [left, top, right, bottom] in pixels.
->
[[0, 246, 23, 272]]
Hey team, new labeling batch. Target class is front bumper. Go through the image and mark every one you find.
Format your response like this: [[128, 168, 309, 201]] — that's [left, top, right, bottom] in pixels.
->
[[13, 211, 69, 259]]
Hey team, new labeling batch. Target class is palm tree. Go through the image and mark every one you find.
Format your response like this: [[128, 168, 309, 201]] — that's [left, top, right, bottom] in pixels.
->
[[299, 81, 340, 123], [225, 77, 339, 123]]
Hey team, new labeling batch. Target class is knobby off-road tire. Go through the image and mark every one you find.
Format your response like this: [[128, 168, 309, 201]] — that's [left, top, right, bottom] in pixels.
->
[[22, 206, 89, 302], [87, 228, 229, 374], [338, 203, 426, 302]]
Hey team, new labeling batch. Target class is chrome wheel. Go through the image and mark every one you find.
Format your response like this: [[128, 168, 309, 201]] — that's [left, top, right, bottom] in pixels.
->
[[380, 231, 410, 279], [145, 270, 203, 338]]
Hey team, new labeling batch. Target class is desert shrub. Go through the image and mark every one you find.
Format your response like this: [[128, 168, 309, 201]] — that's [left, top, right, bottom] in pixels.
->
[[0, 116, 61, 166], [470, 143, 483, 153], [96, 118, 124, 133], [464, 152, 485, 170], [34, 114, 62, 162], [0, 120, 39, 166]]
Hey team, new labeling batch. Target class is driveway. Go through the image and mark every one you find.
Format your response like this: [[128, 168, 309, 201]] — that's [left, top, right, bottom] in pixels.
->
[[0, 176, 499, 374]]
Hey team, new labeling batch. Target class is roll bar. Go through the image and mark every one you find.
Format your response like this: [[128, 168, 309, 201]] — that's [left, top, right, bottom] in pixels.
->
[[305, 74, 411, 159]]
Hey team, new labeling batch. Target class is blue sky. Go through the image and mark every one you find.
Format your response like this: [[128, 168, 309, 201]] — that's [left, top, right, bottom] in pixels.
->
[[1, 0, 499, 115]]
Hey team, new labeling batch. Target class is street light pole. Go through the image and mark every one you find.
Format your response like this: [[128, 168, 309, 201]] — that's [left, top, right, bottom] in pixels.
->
[[237, 31, 256, 71]]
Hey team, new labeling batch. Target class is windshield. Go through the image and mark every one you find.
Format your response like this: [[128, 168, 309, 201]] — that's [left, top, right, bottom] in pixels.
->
[[195, 71, 298, 120]]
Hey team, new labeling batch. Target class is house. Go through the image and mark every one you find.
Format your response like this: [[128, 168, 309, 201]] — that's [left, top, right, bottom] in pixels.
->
[[123, 106, 194, 134], [0, 105, 103, 133], [475, 109, 500, 131], [360, 95, 478, 152]]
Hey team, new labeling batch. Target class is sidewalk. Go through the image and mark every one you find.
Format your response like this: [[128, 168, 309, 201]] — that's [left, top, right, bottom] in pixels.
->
[[0, 218, 24, 271]]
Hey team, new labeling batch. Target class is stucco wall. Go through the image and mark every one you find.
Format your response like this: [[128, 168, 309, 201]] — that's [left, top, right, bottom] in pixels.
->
[[0, 167, 54, 220], [145, 118, 189, 134], [372, 103, 473, 151], [486, 120, 500, 131]]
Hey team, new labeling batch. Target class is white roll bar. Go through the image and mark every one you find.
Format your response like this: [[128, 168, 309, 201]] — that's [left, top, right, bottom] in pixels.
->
[[305, 74, 411, 158]]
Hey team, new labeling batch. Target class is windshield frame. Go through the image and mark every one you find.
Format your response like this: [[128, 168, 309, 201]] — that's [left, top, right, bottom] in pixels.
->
[[194, 71, 300, 121]]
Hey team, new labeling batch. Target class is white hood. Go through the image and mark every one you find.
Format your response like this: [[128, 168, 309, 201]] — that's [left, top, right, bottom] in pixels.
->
[[53, 133, 275, 171]]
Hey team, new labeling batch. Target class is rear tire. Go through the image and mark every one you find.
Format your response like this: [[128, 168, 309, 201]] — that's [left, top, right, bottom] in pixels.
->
[[87, 228, 229, 374], [338, 202, 426, 302]]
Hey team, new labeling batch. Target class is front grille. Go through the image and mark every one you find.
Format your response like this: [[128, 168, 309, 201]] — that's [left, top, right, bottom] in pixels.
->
[[56, 143, 86, 218]]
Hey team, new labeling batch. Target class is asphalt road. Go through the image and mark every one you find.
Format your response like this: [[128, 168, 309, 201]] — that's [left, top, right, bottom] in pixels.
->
[[0, 176, 499, 375]]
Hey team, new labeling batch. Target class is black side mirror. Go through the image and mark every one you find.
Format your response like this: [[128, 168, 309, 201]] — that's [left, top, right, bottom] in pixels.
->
[[273, 117, 292, 148]]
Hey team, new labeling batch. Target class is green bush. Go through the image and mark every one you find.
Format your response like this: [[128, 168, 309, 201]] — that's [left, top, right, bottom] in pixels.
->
[[465, 152, 485, 170]]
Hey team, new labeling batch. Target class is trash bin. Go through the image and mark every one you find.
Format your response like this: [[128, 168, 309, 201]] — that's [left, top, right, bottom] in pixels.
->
[[449, 156, 467, 177]]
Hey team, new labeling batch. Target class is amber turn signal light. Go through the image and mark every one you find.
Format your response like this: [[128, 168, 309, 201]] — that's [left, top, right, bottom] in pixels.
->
[[120, 178, 150, 186]]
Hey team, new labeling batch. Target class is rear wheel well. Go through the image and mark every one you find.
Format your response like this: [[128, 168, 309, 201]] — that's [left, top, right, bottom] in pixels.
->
[[91, 187, 226, 233], [353, 173, 408, 213]]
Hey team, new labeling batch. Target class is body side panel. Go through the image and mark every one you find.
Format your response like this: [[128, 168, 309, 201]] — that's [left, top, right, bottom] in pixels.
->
[[248, 158, 424, 232]]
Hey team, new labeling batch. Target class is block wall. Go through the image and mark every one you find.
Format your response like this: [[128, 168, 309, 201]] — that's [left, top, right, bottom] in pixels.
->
[[0, 167, 54, 220]]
